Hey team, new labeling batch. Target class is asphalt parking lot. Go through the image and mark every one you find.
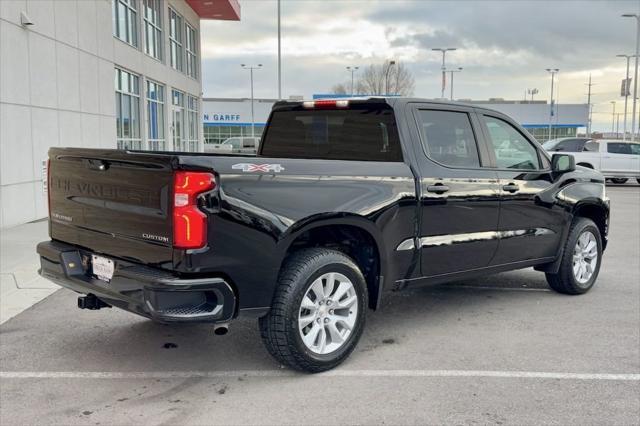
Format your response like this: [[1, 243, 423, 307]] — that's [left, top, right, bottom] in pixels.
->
[[1, 185, 638, 425]]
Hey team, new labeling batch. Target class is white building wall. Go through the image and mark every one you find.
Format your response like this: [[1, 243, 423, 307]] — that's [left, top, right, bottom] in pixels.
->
[[0, 0, 204, 228]]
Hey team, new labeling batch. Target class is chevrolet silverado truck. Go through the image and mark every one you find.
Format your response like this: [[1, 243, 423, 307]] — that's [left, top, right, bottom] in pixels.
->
[[38, 98, 609, 372]]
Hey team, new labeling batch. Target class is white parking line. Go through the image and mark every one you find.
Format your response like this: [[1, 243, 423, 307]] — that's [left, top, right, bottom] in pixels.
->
[[447, 286, 551, 292], [1, 370, 638, 381]]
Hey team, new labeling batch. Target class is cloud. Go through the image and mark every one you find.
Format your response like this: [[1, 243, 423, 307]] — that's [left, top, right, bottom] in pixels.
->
[[200, 0, 639, 131]]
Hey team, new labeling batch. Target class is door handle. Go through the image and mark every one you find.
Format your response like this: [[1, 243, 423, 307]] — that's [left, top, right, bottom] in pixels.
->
[[427, 184, 450, 194], [502, 183, 519, 193]]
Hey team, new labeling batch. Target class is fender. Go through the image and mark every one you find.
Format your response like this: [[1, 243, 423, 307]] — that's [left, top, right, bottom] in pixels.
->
[[536, 184, 609, 274], [276, 213, 391, 308]]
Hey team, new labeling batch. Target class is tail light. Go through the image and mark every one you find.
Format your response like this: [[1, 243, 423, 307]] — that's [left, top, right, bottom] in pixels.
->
[[173, 171, 215, 249]]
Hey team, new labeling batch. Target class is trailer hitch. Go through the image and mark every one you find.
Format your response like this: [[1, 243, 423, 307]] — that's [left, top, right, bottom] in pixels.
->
[[77, 294, 111, 310]]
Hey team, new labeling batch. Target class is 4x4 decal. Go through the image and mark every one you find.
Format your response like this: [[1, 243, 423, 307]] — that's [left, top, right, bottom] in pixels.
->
[[232, 163, 285, 173]]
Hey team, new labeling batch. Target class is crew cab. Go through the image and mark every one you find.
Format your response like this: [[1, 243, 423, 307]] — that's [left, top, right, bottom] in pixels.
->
[[544, 138, 640, 184], [38, 98, 610, 372]]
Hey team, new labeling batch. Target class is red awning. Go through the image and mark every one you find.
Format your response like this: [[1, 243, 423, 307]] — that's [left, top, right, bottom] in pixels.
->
[[186, 0, 240, 21]]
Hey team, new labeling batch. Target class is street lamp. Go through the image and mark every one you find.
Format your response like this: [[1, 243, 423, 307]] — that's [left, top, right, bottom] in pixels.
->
[[546, 68, 559, 142], [277, 0, 281, 100], [432, 47, 457, 98], [610, 101, 617, 134], [346, 66, 359, 96], [622, 13, 640, 141], [527, 88, 539, 102], [448, 67, 463, 100], [384, 60, 396, 95], [241, 64, 262, 138], [616, 54, 637, 140]]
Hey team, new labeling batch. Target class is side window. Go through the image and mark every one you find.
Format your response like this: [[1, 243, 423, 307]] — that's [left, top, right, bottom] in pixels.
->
[[629, 143, 640, 155], [416, 110, 480, 168], [584, 141, 599, 152], [607, 143, 632, 155], [482, 116, 540, 170], [554, 139, 582, 152]]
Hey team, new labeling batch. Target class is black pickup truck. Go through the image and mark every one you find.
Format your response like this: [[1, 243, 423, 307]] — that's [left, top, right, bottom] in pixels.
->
[[38, 97, 609, 372]]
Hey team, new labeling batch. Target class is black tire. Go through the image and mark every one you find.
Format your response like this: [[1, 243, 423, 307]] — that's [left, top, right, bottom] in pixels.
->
[[259, 248, 368, 373], [545, 217, 603, 295], [610, 178, 628, 184]]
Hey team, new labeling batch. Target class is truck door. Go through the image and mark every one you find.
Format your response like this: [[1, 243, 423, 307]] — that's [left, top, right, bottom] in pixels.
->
[[477, 113, 566, 265], [602, 142, 634, 175], [406, 104, 501, 277]]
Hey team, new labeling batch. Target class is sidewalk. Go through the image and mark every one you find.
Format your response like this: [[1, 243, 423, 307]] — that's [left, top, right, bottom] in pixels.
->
[[0, 220, 58, 324]]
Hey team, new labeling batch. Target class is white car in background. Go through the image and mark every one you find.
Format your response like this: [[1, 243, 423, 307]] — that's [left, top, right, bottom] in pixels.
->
[[544, 139, 640, 184], [204, 136, 260, 155]]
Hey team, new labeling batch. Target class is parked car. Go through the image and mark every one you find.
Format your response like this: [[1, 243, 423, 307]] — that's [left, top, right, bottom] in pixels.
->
[[544, 139, 640, 184], [204, 136, 260, 155], [542, 137, 594, 153], [38, 98, 609, 372]]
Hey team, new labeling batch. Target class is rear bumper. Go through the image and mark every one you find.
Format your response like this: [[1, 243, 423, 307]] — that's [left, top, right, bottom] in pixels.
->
[[37, 240, 236, 323]]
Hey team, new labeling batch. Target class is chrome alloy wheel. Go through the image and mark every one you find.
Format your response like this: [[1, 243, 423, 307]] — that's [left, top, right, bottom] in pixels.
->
[[572, 230, 598, 285], [298, 272, 358, 355]]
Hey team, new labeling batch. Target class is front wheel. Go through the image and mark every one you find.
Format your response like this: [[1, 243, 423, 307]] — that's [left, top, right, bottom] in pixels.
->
[[610, 178, 628, 184], [259, 248, 367, 373], [546, 218, 603, 295]]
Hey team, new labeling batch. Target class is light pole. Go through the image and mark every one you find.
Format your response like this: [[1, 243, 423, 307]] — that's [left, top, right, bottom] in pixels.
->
[[346, 66, 359, 96], [448, 67, 462, 100], [277, 0, 281, 100], [611, 101, 617, 134], [527, 88, 539, 102], [241, 64, 262, 138], [622, 13, 640, 141], [616, 54, 634, 140], [585, 74, 594, 136], [546, 68, 559, 142], [384, 60, 396, 95], [432, 48, 457, 98]]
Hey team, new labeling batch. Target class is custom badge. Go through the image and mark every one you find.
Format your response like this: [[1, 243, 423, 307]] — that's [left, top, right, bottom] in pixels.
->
[[232, 163, 285, 173]]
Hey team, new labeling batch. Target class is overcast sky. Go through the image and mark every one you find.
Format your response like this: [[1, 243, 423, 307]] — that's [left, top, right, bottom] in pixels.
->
[[201, 0, 639, 131]]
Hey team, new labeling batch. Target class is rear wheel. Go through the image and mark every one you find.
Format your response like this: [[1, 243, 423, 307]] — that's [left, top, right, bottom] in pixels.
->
[[610, 178, 628, 184], [259, 248, 367, 373], [546, 218, 602, 295]]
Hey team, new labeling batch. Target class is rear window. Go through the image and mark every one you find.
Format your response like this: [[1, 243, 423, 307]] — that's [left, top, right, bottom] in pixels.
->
[[260, 105, 403, 161]]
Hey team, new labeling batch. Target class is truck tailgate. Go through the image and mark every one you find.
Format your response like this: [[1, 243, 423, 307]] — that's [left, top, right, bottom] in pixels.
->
[[48, 148, 175, 266]]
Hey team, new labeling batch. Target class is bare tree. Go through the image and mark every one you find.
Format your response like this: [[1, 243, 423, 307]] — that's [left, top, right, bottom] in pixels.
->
[[331, 61, 415, 96], [331, 83, 349, 95]]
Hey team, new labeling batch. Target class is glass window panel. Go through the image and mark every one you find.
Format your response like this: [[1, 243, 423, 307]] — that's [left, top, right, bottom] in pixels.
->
[[113, 0, 138, 47], [416, 110, 480, 168], [115, 92, 122, 137], [115, 68, 141, 149], [482, 116, 540, 170]]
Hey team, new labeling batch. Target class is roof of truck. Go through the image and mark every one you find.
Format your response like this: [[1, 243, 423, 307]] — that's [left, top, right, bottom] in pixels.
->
[[273, 96, 511, 118]]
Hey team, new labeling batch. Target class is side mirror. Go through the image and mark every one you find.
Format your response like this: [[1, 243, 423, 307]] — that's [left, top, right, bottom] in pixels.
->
[[551, 153, 575, 173]]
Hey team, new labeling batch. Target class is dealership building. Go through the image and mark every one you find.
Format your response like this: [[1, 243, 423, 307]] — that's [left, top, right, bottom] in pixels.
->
[[0, 0, 241, 228], [203, 97, 276, 144], [202, 97, 589, 145]]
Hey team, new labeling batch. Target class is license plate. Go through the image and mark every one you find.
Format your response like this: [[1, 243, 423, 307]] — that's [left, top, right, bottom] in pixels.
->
[[92, 255, 115, 282]]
